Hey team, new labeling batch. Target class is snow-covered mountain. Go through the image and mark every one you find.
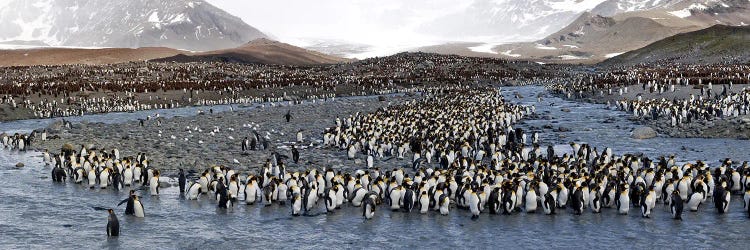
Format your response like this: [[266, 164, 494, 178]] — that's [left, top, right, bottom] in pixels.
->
[[419, 0, 746, 42], [0, 0, 268, 51], [419, 0, 610, 41]]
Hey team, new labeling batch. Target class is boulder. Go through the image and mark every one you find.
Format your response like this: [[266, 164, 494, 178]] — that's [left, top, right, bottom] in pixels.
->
[[15, 162, 24, 168], [61, 143, 75, 156], [631, 126, 657, 139], [556, 127, 571, 132], [47, 120, 64, 133]]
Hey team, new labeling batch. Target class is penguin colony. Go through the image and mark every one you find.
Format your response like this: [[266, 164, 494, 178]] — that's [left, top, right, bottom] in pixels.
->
[[45, 144, 160, 199], [0, 53, 527, 120], [31, 86, 750, 233]]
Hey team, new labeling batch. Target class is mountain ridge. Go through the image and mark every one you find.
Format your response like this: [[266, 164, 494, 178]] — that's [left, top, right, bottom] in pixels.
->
[[0, 0, 268, 51]]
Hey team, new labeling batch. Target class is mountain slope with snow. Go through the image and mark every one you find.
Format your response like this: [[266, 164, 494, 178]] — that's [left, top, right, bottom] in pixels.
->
[[419, 0, 610, 41], [419, 0, 750, 63], [0, 0, 268, 51]]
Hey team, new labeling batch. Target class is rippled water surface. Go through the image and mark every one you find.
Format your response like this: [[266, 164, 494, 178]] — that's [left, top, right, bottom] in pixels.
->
[[1, 87, 749, 249]]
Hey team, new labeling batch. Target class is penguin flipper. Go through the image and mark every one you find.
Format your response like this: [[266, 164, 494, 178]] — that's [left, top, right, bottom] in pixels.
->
[[117, 198, 129, 207]]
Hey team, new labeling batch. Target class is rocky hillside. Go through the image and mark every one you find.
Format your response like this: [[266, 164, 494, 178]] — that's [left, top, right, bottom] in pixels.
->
[[602, 25, 750, 65]]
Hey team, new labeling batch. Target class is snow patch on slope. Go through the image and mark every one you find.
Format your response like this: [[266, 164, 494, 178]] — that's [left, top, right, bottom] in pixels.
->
[[501, 50, 521, 57], [605, 52, 625, 58], [668, 3, 710, 18], [468, 43, 500, 54], [535, 44, 557, 50]]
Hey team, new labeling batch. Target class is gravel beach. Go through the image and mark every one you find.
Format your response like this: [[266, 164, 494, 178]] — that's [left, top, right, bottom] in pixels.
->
[[30, 94, 421, 177]]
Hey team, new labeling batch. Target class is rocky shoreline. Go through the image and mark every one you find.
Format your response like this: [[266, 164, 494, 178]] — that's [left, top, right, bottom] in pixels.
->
[[554, 84, 750, 140], [633, 115, 750, 140]]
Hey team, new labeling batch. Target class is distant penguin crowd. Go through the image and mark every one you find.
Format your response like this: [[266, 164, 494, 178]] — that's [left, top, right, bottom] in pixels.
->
[[1, 133, 33, 151]]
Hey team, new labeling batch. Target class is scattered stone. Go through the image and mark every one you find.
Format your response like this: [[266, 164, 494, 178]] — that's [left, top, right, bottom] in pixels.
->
[[560, 108, 571, 112], [61, 143, 75, 155], [556, 127, 571, 132], [631, 126, 657, 139], [15, 162, 24, 168], [47, 120, 64, 131]]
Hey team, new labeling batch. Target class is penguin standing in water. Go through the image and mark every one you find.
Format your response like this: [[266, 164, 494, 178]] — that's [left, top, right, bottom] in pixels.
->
[[744, 189, 750, 218], [525, 185, 538, 213], [488, 187, 501, 214], [571, 188, 584, 215], [325, 186, 338, 213], [111, 170, 122, 191], [88, 168, 97, 189], [217, 182, 233, 209], [133, 195, 145, 218], [713, 180, 730, 214], [244, 177, 260, 205], [291, 194, 303, 216], [186, 182, 202, 200], [51, 165, 66, 182], [617, 184, 630, 215], [178, 169, 186, 194], [362, 194, 376, 219], [670, 190, 683, 220], [641, 187, 656, 218], [543, 191, 556, 215], [106, 209, 119, 237], [303, 184, 318, 214], [118, 190, 136, 215], [439, 194, 451, 215], [419, 191, 430, 214], [590, 187, 602, 213], [149, 170, 160, 196], [687, 185, 705, 212], [469, 189, 481, 219], [402, 188, 415, 213]]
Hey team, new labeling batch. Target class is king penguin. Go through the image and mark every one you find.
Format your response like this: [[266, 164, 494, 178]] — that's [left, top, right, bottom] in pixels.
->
[[107, 209, 119, 237]]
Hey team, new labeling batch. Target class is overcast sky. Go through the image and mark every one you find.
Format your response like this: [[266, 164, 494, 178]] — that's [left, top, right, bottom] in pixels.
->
[[205, 0, 472, 47], [0, 0, 471, 47]]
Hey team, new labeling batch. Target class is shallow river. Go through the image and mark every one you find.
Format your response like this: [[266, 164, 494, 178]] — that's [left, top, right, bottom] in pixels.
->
[[1, 87, 748, 249]]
